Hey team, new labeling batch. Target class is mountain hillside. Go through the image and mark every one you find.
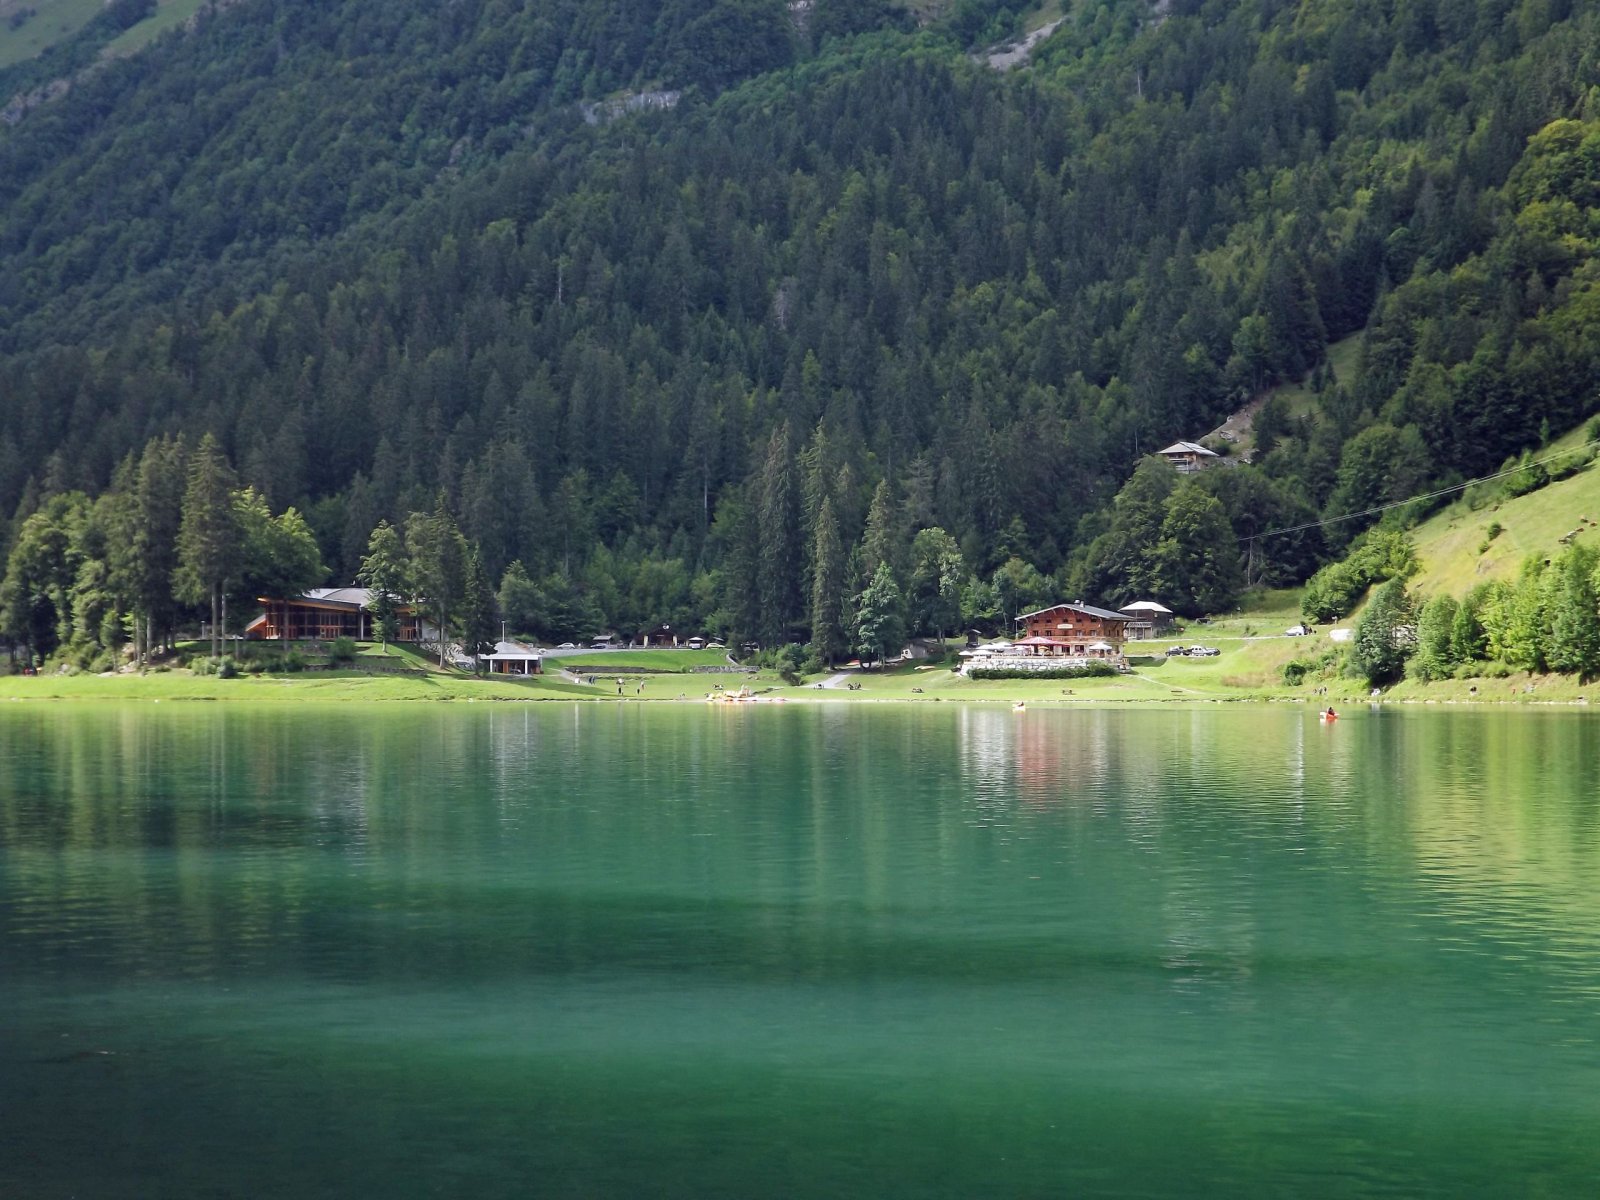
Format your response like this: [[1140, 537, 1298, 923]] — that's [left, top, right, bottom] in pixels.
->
[[3, 0, 1600, 665]]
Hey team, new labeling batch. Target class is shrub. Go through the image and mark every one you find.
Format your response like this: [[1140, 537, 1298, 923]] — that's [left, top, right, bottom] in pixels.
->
[[191, 654, 240, 678], [967, 662, 1118, 680], [328, 637, 358, 664]]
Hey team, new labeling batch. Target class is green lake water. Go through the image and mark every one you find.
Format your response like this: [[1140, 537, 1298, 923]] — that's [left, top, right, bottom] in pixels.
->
[[2, 702, 1599, 1198]]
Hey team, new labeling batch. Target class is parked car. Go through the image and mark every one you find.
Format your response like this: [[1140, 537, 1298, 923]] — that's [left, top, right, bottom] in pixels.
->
[[1164, 645, 1188, 656], [1186, 646, 1220, 657], [557, 642, 576, 649], [1286, 624, 1311, 636]]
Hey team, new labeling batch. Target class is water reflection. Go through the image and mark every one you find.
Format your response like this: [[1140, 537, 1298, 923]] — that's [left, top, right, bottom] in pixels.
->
[[3, 704, 1600, 1198]]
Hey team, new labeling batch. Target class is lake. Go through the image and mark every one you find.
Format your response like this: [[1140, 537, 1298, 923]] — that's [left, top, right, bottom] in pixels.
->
[[3, 702, 1599, 1198]]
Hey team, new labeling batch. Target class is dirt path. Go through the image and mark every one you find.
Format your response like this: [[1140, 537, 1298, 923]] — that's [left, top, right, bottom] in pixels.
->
[[982, 18, 1065, 71]]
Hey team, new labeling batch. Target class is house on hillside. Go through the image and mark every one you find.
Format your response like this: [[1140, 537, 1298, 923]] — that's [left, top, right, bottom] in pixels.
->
[[1157, 440, 1220, 473], [246, 587, 423, 642], [1014, 603, 1133, 655], [1118, 600, 1175, 640]]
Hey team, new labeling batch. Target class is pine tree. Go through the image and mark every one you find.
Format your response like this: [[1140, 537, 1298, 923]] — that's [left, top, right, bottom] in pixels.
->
[[859, 478, 902, 587], [406, 501, 468, 667], [174, 433, 239, 661], [808, 496, 846, 668], [127, 435, 187, 664], [462, 549, 500, 674], [757, 423, 801, 645]]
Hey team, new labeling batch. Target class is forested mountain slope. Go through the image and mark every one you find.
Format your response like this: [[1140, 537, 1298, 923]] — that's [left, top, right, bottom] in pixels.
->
[[2, 0, 1599, 660]]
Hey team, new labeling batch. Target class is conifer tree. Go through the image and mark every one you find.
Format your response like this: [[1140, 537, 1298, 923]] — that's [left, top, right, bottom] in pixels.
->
[[462, 549, 500, 674], [808, 496, 846, 668], [859, 478, 902, 587], [406, 501, 468, 668], [174, 433, 239, 661], [757, 423, 801, 644]]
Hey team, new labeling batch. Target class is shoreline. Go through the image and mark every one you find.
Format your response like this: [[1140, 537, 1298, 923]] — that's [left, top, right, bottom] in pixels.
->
[[0, 670, 1591, 707]]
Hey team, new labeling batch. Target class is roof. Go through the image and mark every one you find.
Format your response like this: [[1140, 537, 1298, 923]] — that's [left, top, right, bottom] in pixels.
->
[[485, 640, 542, 659], [1017, 602, 1131, 624], [257, 586, 377, 610], [1119, 601, 1174, 614], [1158, 441, 1219, 458]]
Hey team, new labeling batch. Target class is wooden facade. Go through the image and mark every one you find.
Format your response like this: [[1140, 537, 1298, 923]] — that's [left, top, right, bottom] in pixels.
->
[[1015, 603, 1132, 655], [1157, 440, 1220, 474], [248, 588, 420, 642]]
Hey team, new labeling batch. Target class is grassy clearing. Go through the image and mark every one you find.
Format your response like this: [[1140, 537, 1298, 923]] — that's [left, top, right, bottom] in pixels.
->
[[1271, 333, 1361, 425], [100, 0, 206, 57], [553, 648, 735, 671], [0, 669, 598, 702], [1406, 427, 1600, 599], [0, 0, 101, 68], [0, 0, 200, 69]]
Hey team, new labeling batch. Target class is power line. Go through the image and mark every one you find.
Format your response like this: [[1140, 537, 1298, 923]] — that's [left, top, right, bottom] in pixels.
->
[[1243, 441, 1597, 543]]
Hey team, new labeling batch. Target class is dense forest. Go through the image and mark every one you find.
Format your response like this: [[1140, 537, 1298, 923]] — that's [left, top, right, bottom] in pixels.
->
[[2, 0, 1599, 668]]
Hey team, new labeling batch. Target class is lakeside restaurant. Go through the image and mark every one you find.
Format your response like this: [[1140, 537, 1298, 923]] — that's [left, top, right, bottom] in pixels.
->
[[1014, 602, 1132, 655], [958, 603, 1132, 675], [247, 587, 422, 642]]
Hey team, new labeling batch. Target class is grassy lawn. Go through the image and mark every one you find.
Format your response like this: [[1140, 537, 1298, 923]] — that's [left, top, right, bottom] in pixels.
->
[[0, 669, 597, 702], [1405, 427, 1600, 599], [554, 648, 736, 672]]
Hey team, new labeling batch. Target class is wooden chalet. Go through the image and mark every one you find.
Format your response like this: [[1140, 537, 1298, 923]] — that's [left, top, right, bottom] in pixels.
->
[[1014, 603, 1132, 656], [1157, 440, 1220, 474], [247, 587, 421, 642], [1118, 600, 1175, 640]]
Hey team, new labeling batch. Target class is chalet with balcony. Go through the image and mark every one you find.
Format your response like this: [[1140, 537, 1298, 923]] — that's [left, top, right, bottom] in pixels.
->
[[1157, 440, 1220, 473], [1014, 602, 1133, 655], [1118, 600, 1175, 640]]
